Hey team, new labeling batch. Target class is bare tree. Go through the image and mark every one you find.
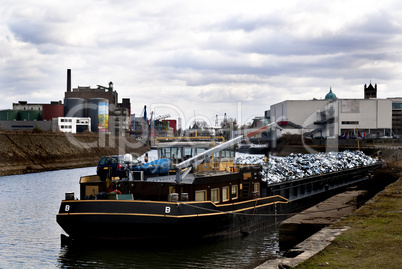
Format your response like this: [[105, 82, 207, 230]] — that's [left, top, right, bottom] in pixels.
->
[[220, 116, 238, 140]]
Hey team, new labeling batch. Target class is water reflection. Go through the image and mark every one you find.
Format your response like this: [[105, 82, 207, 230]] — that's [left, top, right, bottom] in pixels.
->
[[58, 227, 280, 268], [0, 167, 93, 268]]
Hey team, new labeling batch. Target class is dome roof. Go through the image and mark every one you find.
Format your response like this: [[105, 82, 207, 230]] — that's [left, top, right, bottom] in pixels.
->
[[325, 88, 337, 100]]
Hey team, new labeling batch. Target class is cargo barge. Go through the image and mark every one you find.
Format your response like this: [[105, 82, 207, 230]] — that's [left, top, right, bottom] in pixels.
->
[[56, 124, 381, 242]]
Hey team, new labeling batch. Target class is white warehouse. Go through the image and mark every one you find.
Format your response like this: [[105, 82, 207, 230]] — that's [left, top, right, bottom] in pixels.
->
[[268, 87, 393, 138]]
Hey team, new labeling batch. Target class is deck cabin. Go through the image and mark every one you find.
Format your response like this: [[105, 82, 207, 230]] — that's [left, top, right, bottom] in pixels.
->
[[156, 140, 235, 169], [79, 164, 262, 205]]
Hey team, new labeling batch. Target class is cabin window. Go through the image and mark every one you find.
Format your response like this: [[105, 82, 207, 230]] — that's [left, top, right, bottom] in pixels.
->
[[253, 182, 260, 195], [169, 186, 177, 194], [85, 185, 99, 197], [222, 186, 229, 202], [243, 172, 252, 180], [171, 147, 180, 161], [184, 148, 193, 159], [211, 188, 219, 203], [231, 185, 238, 199], [195, 190, 206, 201], [162, 148, 171, 158]]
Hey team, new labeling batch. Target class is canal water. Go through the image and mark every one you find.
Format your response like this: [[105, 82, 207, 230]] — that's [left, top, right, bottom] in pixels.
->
[[0, 167, 281, 268]]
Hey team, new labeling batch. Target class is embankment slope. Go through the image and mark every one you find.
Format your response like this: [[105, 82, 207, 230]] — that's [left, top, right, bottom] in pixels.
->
[[0, 132, 149, 176]]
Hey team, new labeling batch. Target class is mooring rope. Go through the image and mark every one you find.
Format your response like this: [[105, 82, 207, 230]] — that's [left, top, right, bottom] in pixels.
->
[[178, 201, 360, 217]]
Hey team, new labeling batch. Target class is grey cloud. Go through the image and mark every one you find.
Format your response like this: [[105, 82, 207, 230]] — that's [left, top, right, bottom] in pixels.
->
[[205, 10, 401, 58], [210, 15, 286, 32], [9, 20, 55, 45], [154, 8, 402, 89], [157, 48, 396, 90], [7, 4, 77, 46], [351, 10, 401, 35]]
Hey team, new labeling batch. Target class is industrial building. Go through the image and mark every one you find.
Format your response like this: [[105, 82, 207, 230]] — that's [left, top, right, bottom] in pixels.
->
[[153, 119, 176, 137], [0, 101, 63, 131], [64, 69, 131, 134], [0, 69, 132, 134], [0, 119, 52, 132], [11, 100, 65, 121], [53, 117, 91, 134], [318, 98, 392, 138], [268, 84, 397, 138], [390, 97, 402, 137], [131, 116, 176, 139], [270, 99, 329, 135]]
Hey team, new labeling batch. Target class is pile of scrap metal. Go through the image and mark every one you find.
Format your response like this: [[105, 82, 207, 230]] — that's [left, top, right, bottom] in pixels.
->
[[234, 150, 379, 184]]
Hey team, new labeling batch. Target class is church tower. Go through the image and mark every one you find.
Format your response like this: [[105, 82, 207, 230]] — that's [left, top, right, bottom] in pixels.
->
[[364, 83, 377, 99]]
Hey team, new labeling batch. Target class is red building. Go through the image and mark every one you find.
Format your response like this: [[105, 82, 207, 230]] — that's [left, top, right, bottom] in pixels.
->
[[42, 102, 64, 120], [163, 119, 177, 134]]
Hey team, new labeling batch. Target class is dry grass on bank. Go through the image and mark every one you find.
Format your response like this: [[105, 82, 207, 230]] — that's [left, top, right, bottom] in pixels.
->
[[296, 170, 402, 269]]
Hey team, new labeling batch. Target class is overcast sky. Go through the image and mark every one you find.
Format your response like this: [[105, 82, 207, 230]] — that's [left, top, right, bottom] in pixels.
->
[[1, 0, 401, 127]]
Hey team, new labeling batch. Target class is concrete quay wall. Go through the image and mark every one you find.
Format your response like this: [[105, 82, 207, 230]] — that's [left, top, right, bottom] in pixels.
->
[[278, 190, 367, 250]]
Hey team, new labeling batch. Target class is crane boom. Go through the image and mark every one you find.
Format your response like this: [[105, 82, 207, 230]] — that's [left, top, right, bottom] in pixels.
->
[[174, 122, 281, 183], [174, 135, 243, 170]]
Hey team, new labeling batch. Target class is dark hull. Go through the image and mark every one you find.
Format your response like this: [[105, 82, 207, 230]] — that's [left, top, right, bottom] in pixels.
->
[[57, 196, 287, 242]]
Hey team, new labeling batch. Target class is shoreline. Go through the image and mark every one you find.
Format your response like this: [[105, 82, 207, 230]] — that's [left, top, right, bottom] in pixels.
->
[[0, 132, 149, 177]]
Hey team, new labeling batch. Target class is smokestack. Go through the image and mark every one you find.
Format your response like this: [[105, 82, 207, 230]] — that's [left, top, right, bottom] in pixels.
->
[[67, 69, 71, 92]]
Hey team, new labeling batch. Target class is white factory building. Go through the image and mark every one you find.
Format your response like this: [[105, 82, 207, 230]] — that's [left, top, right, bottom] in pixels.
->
[[53, 117, 91, 134], [268, 84, 393, 139]]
